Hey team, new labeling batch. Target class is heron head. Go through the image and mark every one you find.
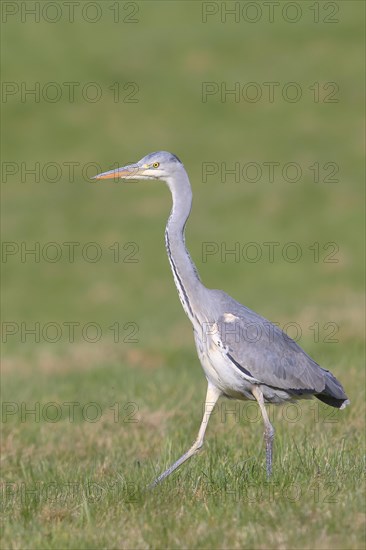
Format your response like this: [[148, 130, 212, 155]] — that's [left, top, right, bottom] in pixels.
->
[[93, 151, 183, 182]]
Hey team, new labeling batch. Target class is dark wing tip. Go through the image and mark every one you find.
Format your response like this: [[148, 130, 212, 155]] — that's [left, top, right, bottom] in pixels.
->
[[316, 394, 350, 409], [316, 370, 349, 408]]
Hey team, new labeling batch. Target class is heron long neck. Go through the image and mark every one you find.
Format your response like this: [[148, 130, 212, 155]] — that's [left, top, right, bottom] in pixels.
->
[[165, 171, 204, 324]]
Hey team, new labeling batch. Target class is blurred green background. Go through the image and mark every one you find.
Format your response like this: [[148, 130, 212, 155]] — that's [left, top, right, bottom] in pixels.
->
[[2, 1, 364, 350], [1, 1, 365, 548]]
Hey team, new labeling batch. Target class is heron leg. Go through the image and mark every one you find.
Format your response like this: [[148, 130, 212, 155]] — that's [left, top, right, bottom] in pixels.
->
[[149, 382, 222, 488], [252, 385, 275, 478]]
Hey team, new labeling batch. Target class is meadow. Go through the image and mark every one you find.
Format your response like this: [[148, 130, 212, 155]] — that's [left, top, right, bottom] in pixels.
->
[[1, 1, 365, 548]]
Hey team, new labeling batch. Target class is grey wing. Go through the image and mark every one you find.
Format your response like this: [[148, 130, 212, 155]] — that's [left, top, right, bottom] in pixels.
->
[[215, 312, 327, 394]]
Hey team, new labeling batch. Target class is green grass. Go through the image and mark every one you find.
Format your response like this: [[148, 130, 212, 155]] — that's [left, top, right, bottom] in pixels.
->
[[1, 1, 365, 548], [1, 349, 364, 549]]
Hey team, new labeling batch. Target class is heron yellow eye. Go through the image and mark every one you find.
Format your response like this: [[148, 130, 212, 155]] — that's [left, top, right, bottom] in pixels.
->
[[152, 162, 160, 168]]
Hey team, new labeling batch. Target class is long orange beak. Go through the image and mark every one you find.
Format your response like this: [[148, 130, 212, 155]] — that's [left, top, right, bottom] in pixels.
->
[[93, 164, 142, 180]]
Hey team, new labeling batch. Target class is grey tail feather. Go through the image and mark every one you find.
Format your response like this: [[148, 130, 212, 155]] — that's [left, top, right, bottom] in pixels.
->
[[316, 369, 350, 409]]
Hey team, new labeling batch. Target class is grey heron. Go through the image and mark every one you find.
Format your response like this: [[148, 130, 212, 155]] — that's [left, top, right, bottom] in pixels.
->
[[94, 151, 349, 487]]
